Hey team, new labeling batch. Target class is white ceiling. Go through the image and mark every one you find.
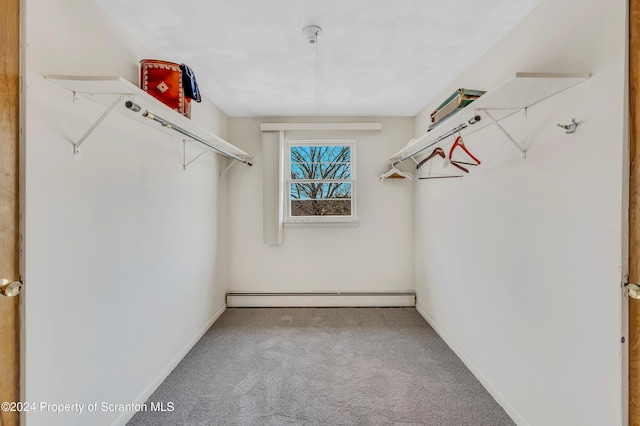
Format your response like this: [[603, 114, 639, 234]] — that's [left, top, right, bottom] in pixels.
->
[[94, 0, 541, 117]]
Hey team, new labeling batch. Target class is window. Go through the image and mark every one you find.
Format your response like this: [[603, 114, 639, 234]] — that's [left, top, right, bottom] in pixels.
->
[[286, 140, 356, 222]]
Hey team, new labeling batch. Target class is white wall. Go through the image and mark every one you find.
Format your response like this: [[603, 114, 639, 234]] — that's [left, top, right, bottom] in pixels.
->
[[412, 0, 626, 425], [227, 117, 414, 296], [23, 1, 230, 425]]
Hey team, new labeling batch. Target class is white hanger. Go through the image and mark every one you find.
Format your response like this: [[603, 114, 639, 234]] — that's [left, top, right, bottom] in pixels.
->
[[378, 165, 412, 181]]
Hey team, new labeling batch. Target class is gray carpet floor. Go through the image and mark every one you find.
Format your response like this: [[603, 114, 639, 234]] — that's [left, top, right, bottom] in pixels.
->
[[127, 308, 514, 426]]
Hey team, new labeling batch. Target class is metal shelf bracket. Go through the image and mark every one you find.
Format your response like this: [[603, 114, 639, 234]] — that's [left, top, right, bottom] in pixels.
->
[[220, 159, 238, 177], [183, 140, 212, 170], [72, 95, 125, 155], [478, 109, 527, 159], [182, 140, 245, 173]]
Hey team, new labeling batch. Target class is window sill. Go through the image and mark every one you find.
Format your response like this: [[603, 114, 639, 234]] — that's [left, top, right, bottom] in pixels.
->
[[284, 219, 360, 228]]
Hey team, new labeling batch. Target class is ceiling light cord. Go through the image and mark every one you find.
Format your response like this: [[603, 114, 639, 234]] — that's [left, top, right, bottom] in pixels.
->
[[302, 25, 322, 121], [315, 36, 319, 122]]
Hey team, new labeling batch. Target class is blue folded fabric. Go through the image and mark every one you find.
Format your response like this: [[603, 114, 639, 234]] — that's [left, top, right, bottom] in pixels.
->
[[180, 64, 202, 102]]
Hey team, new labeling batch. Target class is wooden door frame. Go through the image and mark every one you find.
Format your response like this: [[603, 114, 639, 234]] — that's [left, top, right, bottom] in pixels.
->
[[0, 0, 21, 425], [631, 0, 640, 424], [17, 0, 25, 423]]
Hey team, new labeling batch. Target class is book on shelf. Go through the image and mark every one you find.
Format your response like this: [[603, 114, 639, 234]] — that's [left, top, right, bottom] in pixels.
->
[[429, 88, 486, 127], [428, 108, 464, 132]]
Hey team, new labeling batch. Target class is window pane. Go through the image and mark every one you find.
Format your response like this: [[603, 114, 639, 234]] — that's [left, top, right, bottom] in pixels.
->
[[290, 146, 351, 180], [290, 164, 351, 180], [290, 199, 352, 216], [290, 145, 350, 163], [290, 183, 351, 200]]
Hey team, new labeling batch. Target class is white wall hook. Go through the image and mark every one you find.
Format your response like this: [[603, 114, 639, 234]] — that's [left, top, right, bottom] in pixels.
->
[[557, 118, 578, 134]]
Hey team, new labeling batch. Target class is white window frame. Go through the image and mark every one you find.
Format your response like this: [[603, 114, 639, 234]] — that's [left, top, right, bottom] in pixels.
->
[[285, 140, 357, 224]]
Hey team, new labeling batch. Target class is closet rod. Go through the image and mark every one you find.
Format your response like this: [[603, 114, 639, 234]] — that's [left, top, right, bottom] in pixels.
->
[[125, 101, 253, 166], [392, 115, 481, 167]]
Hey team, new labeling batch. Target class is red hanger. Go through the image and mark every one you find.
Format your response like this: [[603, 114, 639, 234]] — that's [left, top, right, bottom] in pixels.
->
[[450, 161, 470, 173], [417, 147, 469, 173], [449, 136, 481, 165], [416, 147, 445, 169]]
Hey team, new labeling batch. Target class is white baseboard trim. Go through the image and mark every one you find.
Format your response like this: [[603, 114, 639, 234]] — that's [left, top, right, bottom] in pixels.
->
[[226, 291, 415, 307], [415, 303, 528, 426], [113, 303, 227, 426]]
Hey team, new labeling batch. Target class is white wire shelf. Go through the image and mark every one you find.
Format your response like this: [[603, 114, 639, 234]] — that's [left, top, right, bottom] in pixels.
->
[[391, 72, 591, 163], [45, 75, 252, 167]]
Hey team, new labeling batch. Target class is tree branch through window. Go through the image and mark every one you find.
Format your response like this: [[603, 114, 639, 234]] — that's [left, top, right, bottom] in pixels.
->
[[288, 144, 354, 218]]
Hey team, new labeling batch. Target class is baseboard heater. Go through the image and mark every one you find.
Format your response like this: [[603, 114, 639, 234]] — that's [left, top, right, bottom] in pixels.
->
[[226, 291, 416, 308]]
